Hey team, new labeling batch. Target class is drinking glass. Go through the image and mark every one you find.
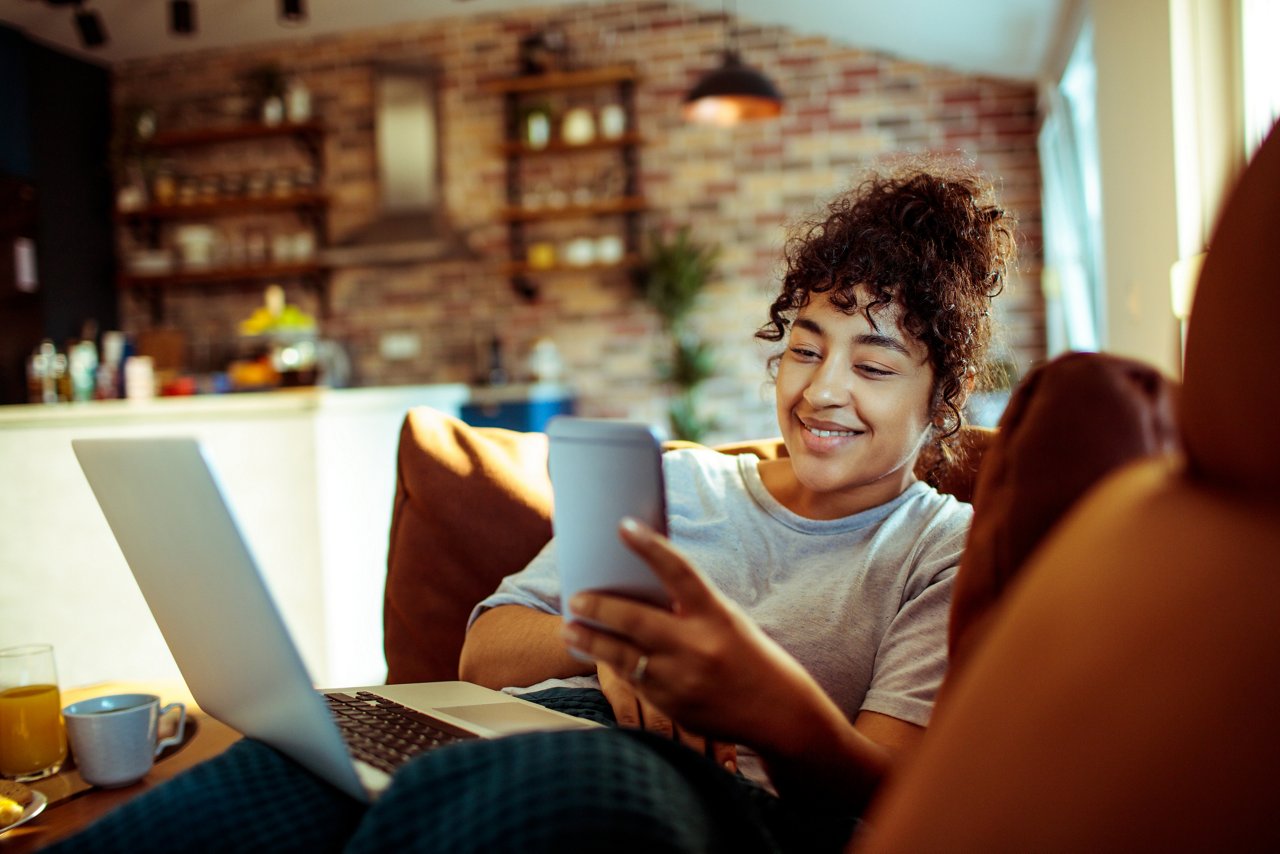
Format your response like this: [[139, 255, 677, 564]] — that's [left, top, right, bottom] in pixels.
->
[[0, 644, 68, 781]]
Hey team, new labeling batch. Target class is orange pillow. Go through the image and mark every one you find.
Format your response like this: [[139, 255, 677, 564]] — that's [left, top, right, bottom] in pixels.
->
[[947, 352, 1180, 677]]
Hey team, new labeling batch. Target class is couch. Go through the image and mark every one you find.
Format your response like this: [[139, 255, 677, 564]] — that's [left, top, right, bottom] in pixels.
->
[[381, 127, 1279, 850]]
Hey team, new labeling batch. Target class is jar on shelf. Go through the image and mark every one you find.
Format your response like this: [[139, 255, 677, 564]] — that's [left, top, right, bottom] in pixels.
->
[[522, 104, 552, 149], [599, 103, 626, 139], [151, 167, 178, 206], [285, 78, 312, 123], [561, 107, 595, 145]]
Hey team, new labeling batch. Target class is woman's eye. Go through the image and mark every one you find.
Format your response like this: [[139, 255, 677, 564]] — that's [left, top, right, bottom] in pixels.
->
[[789, 347, 820, 361], [857, 364, 893, 377]]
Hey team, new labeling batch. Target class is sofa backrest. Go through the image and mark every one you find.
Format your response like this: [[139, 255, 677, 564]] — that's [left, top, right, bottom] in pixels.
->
[[383, 418, 992, 684]]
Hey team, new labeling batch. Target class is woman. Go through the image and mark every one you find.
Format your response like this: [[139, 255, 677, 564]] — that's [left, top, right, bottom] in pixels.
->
[[460, 156, 1014, 832], [49, 157, 1014, 853]]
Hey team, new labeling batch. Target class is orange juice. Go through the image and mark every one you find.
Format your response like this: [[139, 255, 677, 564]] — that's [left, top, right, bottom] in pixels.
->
[[0, 683, 67, 778]]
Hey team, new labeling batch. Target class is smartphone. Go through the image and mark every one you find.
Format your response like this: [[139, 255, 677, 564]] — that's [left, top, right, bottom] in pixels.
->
[[547, 416, 671, 624]]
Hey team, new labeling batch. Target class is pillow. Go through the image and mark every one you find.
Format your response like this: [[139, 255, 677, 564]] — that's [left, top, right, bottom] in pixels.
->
[[384, 411, 555, 684], [946, 351, 1181, 677]]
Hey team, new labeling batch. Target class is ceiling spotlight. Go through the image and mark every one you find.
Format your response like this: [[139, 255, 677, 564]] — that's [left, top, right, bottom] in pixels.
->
[[73, 2, 107, 48], [279, 0, 307, 26], [169, 1, 196, 36]]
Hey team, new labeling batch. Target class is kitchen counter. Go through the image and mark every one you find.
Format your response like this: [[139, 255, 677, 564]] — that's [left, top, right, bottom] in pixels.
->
[[0, 383, 503, 691], [0, 384, 475, 424]]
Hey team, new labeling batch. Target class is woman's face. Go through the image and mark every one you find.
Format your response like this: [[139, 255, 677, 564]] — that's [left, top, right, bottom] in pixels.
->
[[773, 289, 936, 519]]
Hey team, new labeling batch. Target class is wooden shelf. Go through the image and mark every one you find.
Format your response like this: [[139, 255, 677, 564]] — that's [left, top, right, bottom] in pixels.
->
[[491, 65, 643, 300], [119, 261, 328, 289], [117, 192, 330, 221], [481, 66, 639, 95], [498, 133, 643, 157], [116, 119, 330, 321], [502, 253, 642, 277], [501, 196, 647, 223], [139, 121, 325, 150]]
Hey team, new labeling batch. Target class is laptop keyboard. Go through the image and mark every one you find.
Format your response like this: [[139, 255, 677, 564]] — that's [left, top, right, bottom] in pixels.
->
[[323, 690, 472, 773]]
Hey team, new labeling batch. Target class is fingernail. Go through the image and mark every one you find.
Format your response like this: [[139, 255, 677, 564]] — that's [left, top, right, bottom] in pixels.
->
[[560, 623, 581, 644], [724, 761, 736, 773], [620, 517, 643, 535]]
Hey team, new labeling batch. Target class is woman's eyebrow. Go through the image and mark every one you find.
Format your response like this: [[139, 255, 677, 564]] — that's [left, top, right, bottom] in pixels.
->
[[854, 332, 910, 356], [792, 317, 824, 335]]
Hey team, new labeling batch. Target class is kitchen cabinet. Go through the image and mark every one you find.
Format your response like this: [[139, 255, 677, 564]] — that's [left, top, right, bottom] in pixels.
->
[[0, 384, 471, 688], [115, 120, 330, 321], [482, 66, 644, 299]]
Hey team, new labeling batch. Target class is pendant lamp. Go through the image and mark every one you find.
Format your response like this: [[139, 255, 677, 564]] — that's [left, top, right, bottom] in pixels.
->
[[682, 2, 782, 125]]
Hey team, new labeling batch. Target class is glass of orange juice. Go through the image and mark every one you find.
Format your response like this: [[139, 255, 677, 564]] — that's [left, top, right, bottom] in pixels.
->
[[0, 644, 68, 781]]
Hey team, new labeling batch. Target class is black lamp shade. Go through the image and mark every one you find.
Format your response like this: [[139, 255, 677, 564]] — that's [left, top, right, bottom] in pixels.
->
[[170, 0, 195, 35], [683, 52, 782, 125], [74, 9, 107, 48]]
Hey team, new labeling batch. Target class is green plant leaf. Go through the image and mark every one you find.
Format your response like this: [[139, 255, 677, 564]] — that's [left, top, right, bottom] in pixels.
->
[[641, 226, 720, 327]]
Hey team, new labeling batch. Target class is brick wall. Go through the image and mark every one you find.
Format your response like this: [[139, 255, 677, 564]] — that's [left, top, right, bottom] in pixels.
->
[[113, 0, 1043, 443]]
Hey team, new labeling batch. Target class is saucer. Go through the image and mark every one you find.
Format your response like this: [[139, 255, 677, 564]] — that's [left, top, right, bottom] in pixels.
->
[[0, 788, 48, 835]]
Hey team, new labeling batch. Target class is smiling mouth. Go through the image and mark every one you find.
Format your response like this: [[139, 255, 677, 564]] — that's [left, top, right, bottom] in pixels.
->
[[801, 420, 863, 439]]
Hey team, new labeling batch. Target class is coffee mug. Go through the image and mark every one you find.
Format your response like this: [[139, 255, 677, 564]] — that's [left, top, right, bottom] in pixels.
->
[[62, 693, 186, 788]]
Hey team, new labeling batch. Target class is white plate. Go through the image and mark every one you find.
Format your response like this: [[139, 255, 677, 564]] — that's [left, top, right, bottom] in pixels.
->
[[0, 789, 48, 836]]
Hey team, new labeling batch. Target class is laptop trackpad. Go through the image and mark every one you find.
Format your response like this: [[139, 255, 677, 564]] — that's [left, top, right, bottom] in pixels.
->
[[437, 702, 598, 734]]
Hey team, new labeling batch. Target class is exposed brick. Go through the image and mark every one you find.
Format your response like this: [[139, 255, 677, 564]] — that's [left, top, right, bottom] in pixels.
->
[[112, 0, 1043, 443]]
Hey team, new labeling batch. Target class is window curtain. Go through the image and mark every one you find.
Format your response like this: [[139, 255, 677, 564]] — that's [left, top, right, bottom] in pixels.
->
[[1037, 25, 1103, 355]]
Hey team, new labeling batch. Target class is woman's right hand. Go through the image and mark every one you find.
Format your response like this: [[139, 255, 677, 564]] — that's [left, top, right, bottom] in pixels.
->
[[597, 659, 737, 773]]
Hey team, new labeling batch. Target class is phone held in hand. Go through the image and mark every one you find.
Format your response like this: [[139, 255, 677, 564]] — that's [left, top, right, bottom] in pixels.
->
[[547, 416, 672, 624]]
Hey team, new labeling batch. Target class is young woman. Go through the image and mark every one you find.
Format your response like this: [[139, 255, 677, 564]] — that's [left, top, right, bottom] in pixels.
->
[[48, 158, 1014, 853], [460, 156, 1015, 825]]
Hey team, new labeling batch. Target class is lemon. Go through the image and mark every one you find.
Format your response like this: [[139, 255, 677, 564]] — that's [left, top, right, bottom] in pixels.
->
[[0, 795, 25, 827]]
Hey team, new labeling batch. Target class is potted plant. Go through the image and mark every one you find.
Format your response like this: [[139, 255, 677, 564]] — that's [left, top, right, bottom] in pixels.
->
[[640, 226, 720, 442]]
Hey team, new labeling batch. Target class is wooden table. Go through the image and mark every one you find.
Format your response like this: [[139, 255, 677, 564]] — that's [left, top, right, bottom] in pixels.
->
[[0, 682, 242, 852]]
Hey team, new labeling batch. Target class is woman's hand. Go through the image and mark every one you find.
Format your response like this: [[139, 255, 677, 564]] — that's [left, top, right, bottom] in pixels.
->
[[561, 518, 831, 755], [563, 518, 907, 806], [596, 659, 737, 772]]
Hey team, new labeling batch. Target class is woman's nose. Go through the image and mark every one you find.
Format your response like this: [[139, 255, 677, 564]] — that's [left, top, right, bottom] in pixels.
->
[[803, 363, 850, 408]]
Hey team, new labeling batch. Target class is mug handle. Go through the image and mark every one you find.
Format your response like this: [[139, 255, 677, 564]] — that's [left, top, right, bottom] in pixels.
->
[[154, 702, 188, 756]]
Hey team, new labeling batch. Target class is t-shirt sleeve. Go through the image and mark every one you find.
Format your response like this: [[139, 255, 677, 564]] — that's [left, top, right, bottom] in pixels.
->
[[466, 538, 563, 630], [859, 518, 965, 727]]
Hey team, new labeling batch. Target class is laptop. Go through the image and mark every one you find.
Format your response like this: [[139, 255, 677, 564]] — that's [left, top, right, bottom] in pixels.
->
[[71, 437, 598, 803]]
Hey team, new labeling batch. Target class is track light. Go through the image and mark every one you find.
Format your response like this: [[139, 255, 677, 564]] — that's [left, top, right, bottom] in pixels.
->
[[279, 0, 307, 26], [73, 2, 107, 49], [169, 1, 196, 36]]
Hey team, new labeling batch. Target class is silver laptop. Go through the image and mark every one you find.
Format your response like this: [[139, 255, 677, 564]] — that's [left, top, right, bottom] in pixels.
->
[[71, 437, 597, 803]]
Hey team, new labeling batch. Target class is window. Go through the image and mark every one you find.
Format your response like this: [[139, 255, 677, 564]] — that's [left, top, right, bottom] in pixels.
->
[[1241, 0, 1280, 156]]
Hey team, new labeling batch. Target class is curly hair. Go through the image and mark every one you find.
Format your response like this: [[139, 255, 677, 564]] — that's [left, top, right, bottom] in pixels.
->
[[757, 155, 1016, 482]]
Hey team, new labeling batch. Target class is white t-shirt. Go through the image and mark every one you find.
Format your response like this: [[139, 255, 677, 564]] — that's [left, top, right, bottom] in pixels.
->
[[469, 447, 970, 782]]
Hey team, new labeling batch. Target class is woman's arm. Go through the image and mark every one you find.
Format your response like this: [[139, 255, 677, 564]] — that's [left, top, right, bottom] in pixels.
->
[[563, 518, 916, 807], [459, 604, 593, 689]]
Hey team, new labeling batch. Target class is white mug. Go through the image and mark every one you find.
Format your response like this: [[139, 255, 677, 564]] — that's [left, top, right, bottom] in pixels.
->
[[63, 693, 186, 788]]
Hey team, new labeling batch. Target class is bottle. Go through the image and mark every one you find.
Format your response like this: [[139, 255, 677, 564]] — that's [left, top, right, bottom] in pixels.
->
[[486, 336, 509, 386], [97, 331, 126, 399], [69, 340, 98, 402], [27, 341, 67, 404]]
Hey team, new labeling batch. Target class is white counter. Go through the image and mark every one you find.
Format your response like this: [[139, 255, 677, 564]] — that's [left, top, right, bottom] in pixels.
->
[[0, 385, 470, 690]]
